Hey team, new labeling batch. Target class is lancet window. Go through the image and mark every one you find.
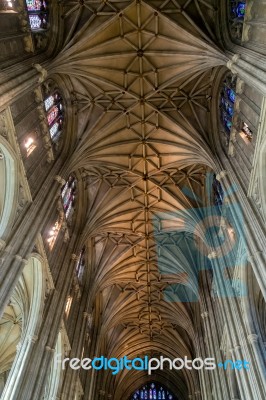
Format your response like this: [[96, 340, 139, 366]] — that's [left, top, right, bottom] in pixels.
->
[[47, 219, 61, 250], [229, 1, 246, 41], [43, 92, 64, 141], [61, 176, 77, 220], [220, 74, 237, 139], [131, 383, 175, 400], [76, 247, 85, 284], [26, 0, 48, 31], [212, 175, 224, 209]]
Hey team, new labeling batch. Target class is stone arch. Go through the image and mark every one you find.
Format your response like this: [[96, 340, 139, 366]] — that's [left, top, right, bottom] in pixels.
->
[[0, 137, 19, 241], [0, 255, 45, 399]]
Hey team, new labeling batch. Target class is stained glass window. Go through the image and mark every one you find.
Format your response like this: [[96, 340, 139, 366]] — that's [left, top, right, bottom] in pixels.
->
[[130, 383, 175, 400], [76, 247, 85, 284], [47, 105, 59, 125], [26, 0, 42, 11], [49, 122, 59, 139], [26, 0, 48, 31], [229, 1, 246, 41], [241, 121, 253, 141], [220, 75, 236, 138], [212, 174, 224, 208], [47, 219, 61, 250], [43, 91, 64, 142], [231, 1, 246, 19], [44, 95, 54, 111], [61, 176, 77, 221]]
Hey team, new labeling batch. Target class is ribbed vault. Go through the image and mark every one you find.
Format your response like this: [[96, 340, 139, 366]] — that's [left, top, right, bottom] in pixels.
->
[[51, 1, 228, 398]]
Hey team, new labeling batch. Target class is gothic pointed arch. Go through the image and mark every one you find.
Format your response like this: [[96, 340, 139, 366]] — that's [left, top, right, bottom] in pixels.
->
[[0, 255, 45, 399], [0, 136, 19, 241]]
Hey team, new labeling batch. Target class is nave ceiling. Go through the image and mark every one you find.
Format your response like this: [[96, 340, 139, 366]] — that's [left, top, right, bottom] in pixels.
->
[[48, 0, 229, 396]]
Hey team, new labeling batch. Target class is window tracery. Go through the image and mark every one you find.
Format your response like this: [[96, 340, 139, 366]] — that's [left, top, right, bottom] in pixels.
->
[[130, 383, 175, 400], [43, 91, 64, 141], [26, 0, 48, 31], [220, 73, 254, 149]]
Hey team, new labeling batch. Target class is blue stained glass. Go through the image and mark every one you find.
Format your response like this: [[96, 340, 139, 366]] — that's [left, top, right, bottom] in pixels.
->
[[231, 2, 246, 19], [131, 383, 174, 400], [227, 88, 236, 103]]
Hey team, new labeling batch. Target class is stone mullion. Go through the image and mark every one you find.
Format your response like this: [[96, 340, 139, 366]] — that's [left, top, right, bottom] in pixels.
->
[[13, 241, 79, 400], [0, 161, 66, 318]]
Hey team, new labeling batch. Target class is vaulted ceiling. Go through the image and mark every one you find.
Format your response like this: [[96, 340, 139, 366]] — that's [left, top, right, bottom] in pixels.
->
[[51, 1, 228, 397]]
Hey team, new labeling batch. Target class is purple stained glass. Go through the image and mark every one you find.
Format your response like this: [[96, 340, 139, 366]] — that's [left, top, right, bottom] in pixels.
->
[[26, 0, 42, 11], [47, 105, 59, 125]]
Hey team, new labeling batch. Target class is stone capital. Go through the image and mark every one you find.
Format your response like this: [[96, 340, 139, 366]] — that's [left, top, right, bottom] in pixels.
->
[[55, 175, 66, 185], [201, 311, 209, 319], [216, 170, 227, 181]]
